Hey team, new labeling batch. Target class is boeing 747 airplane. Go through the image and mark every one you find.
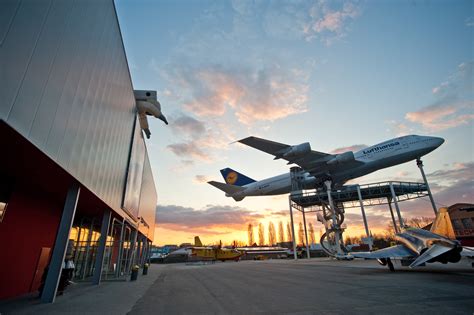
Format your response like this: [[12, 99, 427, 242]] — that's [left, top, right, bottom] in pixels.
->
[[208, 135, 444, 201]]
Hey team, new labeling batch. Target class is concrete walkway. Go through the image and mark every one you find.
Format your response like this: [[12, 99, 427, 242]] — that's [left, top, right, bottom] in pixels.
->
[[0, 265, 162, 314]]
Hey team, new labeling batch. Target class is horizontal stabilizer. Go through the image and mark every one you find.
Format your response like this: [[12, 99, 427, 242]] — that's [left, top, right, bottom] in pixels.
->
[[208, 181, 245, 195], [350, 245, 414, 260], [409, 244, 452, 268]]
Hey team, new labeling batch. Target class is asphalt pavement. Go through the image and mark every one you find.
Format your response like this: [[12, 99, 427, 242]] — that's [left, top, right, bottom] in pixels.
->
[[2, 258, 474, 314]]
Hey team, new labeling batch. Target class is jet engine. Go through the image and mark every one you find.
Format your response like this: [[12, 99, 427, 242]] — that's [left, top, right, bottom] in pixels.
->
[[283, 142, 311, 158], [327, 151, 355, 165]]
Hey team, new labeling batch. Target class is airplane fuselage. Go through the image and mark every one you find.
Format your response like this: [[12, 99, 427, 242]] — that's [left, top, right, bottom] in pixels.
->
[[228, 135, 444, 200]]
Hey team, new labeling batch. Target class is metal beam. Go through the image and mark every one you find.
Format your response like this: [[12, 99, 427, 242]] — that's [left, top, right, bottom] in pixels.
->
[[387, 197, 399, 233], [389, 183, 405, 229], [302, 208, 310, 259], [357, 185, 372, 250], [41, 183, 80, 303], [92, 209, 111, 285], [417, 159, 438, 215], [288, 198, 298, 260]]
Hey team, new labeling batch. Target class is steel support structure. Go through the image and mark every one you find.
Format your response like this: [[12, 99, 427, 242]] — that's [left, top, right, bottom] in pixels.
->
[[417, 159, 438, 215], [288, 198, 298, 260], [302, 208, 311, 258], [356, 185, 372, 250], [387, 198, 399, 233], [92, 209, 111, 285], [390, 183, 405, 229], [41, 183, 80, 303], [325, 181, 344, 256]]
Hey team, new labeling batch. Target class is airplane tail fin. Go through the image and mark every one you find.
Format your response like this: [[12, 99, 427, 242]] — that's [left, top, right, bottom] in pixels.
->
[[430, 207, 456, 239], [220, 168, 256, 186], [207, 181, 246, 201], [194, 236, 202, 247]]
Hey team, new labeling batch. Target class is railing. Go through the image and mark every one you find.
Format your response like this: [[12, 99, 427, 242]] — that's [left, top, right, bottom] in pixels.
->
[[290, 181, 429, 211]]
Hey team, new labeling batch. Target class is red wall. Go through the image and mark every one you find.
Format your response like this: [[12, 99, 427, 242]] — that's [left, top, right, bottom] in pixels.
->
[[0, 182, 62, 300]]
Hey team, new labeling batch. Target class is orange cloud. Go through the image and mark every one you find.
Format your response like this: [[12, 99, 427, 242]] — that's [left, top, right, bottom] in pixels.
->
[[170, 65, 308, 125], [405, 100, 474, 132]]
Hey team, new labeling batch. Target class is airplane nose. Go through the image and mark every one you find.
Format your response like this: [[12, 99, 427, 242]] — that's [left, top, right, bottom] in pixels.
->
[[434, 137, 445, 147]]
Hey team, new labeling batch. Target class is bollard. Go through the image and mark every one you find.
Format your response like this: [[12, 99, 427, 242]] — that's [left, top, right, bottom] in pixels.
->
[[142, 263, 149, 275], [130, 265, 139, 281]]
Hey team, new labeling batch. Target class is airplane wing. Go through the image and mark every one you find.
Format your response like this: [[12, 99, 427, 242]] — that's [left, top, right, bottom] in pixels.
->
[[238, 136, 363, 178], [238, 136, 331, 172], [350, 245, 415, 259]]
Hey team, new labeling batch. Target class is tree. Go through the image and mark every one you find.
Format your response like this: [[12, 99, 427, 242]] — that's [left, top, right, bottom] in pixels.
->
[[308, 222, 315, 244], [248, 223, 254, 246], [268, 222, 276, 246], [286, 222, 293, 242], [258, 223, 265, 246], [298, 222, 305, 246], [407, 216, 434, 228], [278, 221, 284, 243]]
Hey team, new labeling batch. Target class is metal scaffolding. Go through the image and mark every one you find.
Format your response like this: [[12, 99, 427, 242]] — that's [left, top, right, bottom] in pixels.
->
[[288, 159, 437, 259]]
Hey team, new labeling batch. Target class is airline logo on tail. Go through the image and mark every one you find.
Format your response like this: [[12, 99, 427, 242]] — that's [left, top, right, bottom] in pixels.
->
[[220, 168, 256, 186], [226, 172, 238, 185]]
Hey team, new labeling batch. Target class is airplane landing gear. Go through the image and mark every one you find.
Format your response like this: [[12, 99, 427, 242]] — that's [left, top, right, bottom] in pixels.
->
[[387, 258, 395, 271], [319, 180, 347, 257]]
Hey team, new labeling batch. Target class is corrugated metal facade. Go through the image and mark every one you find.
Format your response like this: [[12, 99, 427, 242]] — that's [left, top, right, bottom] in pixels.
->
[[0, 0, 156, 231]]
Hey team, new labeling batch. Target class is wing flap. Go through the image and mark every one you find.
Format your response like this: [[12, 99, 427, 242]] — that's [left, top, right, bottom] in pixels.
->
[[351, 245, 414, 259]]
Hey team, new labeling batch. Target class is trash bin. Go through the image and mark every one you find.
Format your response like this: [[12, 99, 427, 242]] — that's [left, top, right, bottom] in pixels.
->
[[131, 265, 139, 281], [143, 263, 149, 275]]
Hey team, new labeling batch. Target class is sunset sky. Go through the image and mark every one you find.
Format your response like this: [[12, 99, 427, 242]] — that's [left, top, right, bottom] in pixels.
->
[[115, 0, 473, 246]]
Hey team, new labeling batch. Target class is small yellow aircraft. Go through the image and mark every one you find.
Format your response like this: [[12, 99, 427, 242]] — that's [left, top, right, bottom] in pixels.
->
[[190, 237, 242, 262]]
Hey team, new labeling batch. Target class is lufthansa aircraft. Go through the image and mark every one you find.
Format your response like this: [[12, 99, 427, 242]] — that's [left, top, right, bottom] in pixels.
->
[[208, 135, 444, 201]]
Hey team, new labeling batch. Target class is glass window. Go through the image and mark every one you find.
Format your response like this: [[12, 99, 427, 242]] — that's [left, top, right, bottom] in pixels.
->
[[461, 218, 473, 229], [122, 117, 145, 219], [452, 219, 463, 230]]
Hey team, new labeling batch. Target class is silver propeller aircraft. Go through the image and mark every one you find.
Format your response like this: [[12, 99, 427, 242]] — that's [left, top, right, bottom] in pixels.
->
[[208, 135, 444, 201], [350, 208, 474, 270]]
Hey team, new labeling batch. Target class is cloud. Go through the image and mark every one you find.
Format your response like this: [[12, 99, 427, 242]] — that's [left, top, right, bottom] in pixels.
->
[[167, 142, 210, 161], [304, 1, 361, 44], [405, 99, 474, 132], [465, 17, 474, 27], [431, 61, 473, 97], [167, 64, 308, 125], [194, 175, 210, 183], [169, 114, 206, 139], [166, 113, 235, 162], [156, 204, 265, 232], [391, 61, 474, 134], [330, 144, 368, 154], [261, 1, 361, 44]]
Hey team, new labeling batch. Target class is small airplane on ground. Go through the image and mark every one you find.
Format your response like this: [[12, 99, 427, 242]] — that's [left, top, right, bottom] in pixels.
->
[[208, 135, 444, 201], [190, 237, 242, 262], [350, 208, 474, 271]]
